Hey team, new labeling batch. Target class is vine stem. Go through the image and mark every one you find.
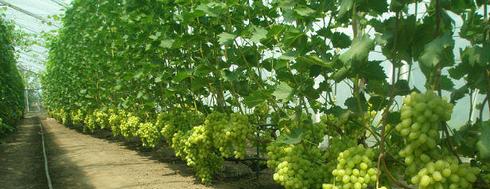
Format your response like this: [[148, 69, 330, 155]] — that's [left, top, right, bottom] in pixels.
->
[[377, 10, 401, 188]]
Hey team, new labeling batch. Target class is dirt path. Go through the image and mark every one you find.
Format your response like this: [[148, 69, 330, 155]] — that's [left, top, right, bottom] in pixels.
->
[[41, 117, 280, 189], [0, 115, 48, 189]]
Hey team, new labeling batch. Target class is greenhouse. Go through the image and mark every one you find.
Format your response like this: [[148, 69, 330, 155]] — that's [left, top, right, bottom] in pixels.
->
[[0, 0, 489, 188]]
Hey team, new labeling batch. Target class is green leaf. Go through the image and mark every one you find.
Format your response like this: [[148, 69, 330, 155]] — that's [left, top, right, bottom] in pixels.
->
[[273, 82, 293, 101], [357, 61, 386, 81], [344, 96, 368, 113], [418, 33, 454, 68], [250, 27, 268, 43], [218, 32, 236, 45], [394, 80, 410, 96], [339, 0, 355, 17], [278, 128, 304, 144], [243, 90, 269, 107], [450, 85, 468, 103], [477, 121, 490, 159], [440, 75, 455, 91], [294, 6, 316, 17], [159, 39, 174, 48], [331, 32, 351, 48], [296, 55, 333, 69], [369, 96, 387, 111], [174, 71, 192, 82], [339, 34, 374, 64]]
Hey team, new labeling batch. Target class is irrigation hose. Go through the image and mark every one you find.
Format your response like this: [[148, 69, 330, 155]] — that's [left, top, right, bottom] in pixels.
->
[[39, 122, 54, 189]]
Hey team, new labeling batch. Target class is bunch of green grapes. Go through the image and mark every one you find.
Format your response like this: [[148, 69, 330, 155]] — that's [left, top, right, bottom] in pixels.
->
[[212, 113, 253, 159], [253, 102, 270, 123], [482, 163, 490, 185], [94, 109, 109, 129], [159, 110, 204, 144], [324, 145, 378, 189], [171, 130, 190, 158], [395, 91, 453, 174], [410, 158, 479, 189], [182, 125, 223, 184], [119, 114, 140, 138], [267, 119, 330, 189], [323, 137, 358, 176], [108, 110, 124, 136], [137, 122, 161, 148], [84, 112, 97, 131], [71, 109, 85, 126], [271, 144, 329, 189]]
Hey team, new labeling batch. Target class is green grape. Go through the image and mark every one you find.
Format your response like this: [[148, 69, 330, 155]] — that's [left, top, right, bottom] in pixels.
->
[[267, 119, 329, 189], [120, 114, 140, 138], [396, 91, 454, 175], [211, 113, 253, 159], [136, 122, 161, 148], [159, 110, 204, 144], [84, 112, 97, 131], [182, 125, 223, 184], [410, 158, 480, 189], [94, 109, 109, 129], [325, 145, 378, 189]]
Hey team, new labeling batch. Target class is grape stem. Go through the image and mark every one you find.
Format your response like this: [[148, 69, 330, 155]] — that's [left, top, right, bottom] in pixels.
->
[[380, 155, 415, 189], [442, 122, 462, 163]]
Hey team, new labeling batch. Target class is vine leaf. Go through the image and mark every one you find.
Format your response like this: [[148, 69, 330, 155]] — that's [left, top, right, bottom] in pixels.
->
[[344, 96, 368, 113], [339, 34, 374, 64], [440, 75, 455, 91], [339, 0, 355, 17], [273, 82, 293, 101], [243, 90, 269, 107], [418, 33, 454, 68], [278, 128, 304, 145], [159, 39, 174, 49], [330, 32, 351, 48], [296, 55, 333, 69], [250, 27, 268, 43], [394, 80, 410, 96], [294, 6, 316, 17], [477, 121, 490, 159], [356, 61, 386, 81], [218, 32, 236, 45], [174, 71, 192, 82]]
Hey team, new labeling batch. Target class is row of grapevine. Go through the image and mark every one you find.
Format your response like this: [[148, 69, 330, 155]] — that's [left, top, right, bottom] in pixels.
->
[[42, 0, 489, 188], [0, 13, 25, 137]]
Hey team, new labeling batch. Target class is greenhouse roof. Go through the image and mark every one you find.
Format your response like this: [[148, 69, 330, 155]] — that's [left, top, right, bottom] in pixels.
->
[[0, 0, 69, 73]]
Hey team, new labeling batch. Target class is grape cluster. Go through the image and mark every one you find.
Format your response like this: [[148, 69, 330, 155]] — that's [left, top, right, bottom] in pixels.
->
[[71, 109, 85, 126], [136, 122, 161, 148], [159, 110, 204, 144], [94, 110, 109, 129], [481, 163, 490, 185], [119, 114, 140, 138], [212, 113, 252, 159], [410, 158, 479, 189], [395, 91, 453, 174], [267, 120, 329, 189], [108, 110, 125, 136], [182, 125, 223, 183], [84, 113, 97, 131], [324, 145, 378, 189], [323, 137, 358, 175], [271, 144, 328, 189]]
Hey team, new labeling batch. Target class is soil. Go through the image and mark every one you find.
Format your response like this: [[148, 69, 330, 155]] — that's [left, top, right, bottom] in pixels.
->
[[0, 114, 48, 189]]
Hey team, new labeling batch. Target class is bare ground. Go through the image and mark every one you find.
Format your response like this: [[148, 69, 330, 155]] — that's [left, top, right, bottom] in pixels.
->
[[0, 114, 48, 189]]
